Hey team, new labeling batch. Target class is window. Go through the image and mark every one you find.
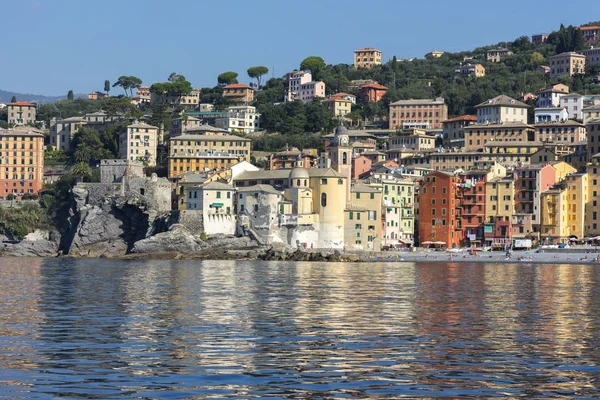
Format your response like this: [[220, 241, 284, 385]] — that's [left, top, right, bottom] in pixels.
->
[[321, 193, 327, 207], [321, 179, 328, 185], [368, 211, 376, 220], [216, 191, 221, 199]]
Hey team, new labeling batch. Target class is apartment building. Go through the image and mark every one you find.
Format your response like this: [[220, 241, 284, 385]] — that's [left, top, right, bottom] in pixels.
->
[[532, 34, 549, 45], [388, 129, 436, 151], [583, 104, 600, 124], [580, 25, 600, 46], [269, 148, 317, 170], [168, 132, 251, 178], [587, 118, 600, 161], [475, 95, 529, 124], [559, 93, 584, 120], [534, 120, 586, 143], [418, 170, 462, 248], [549, 52, 586, 77], [536, 83, 569, 108], [514, 164, 558, 228], [284, 70, 326, 102], [485, 176, 516, 248], [389, 97, 448, 130], [464, 122, 535, 151], [345, 184, 384, 251], [534, 107, 569, 123], [581, 47, 600, 67], [7, 102, 36, 125], [135, 86, 151, 104], [119, 122, 159, 167], [222, 84, 255, 104], [49, 117, 87, 151], [215, 105, 261, 134], [441, 115, 477, 147], [150, 90, 200, 106], [0, 128, 45, 198], [354, 48, 382, 69]]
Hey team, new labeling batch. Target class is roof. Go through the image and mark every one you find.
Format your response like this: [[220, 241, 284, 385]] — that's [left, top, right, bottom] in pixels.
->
[[57, 117, 86, 123], [8, 102, 35, 107], [223, 83, 254, 90], [579, 26, 600, 31], [237, 184, 281, 195], [360, 83, 388, 90], [390, 98, 445, 106], [323, 130, 376, 139], [332, 92, 355, 97], [185, 124, 229, 133], [475, 95, 528, 109], [487, 48, 511, 53], [442, 115, 477, 123], [351, 183, 380, 193], [354, 47, 381, 52], [234, 167, 345, 181], [128, 122, 158, 129], [0, 128, 44, 137], [484, 141, 543, 147], [171, 133, 251, 141], [322, 96, 351, 103], [170, 151, 240, 159], [534, 120, 585, 127], [200, 182, 235, 191], [465, 121, 533, 129], [550, 52, 586, 58]]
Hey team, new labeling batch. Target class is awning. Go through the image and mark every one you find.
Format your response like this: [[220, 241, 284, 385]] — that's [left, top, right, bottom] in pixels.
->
[[212, 202, 224, 207]]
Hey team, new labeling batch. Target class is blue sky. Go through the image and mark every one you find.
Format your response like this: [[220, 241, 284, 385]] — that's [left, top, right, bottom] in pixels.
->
[[2, 0, 598, 95]]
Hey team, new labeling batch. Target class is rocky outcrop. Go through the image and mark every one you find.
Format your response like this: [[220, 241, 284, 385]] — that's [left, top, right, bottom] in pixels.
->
[[1, 230, 59, 257], [257, 246, 360, 262], [130, 225, 259, 258]]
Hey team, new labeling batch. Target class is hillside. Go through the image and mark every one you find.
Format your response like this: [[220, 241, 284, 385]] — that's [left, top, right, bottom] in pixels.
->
[[0, 89, 85, 104]]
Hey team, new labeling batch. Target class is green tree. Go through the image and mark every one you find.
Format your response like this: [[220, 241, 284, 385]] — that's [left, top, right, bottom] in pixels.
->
[[67, 90, 74, 101], [71, 162, 93, 182], [104, 80, 111, 95], [104, 97, 143, 120], [530, 51, 545, 67], [10, 96, 16, 103], [70, 126, 111, 164], [113, 75, 143, 96], [300, 56, 326, 79], [218, 71, 239, 85], [247, 66, 269, 88]]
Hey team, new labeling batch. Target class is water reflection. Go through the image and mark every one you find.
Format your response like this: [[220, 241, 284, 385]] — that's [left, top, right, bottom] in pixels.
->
[[0, 258, 600, 398]]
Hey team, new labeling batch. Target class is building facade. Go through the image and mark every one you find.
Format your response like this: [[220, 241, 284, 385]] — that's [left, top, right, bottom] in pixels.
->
[[7, 102, 36, 125], [49, 117, 87, 151], [354, 48, 382, 69], [359, 83, 388, 103], [119, 122, 159, 167], [0, 128, 45, 198], [549, 52, 586, 77], [215, 105, 261, 134], [475, 95, 529, 124], [389, 97, 448, 130], [222, 84, 255, 104]]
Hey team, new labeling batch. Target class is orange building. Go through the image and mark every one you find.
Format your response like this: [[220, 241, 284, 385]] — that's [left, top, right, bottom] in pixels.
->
[[0, 128, 45, 198], [222, 84, 255, 104], [418, 170, 462, 248], [389, 97, 448, 130], [359, 83, 388, 103]]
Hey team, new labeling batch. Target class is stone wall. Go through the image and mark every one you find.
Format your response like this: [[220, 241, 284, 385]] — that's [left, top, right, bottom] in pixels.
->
[[0, 200, 39, 209], [177, 210, 204, 234], [123, 175, 171, 212], [204, 214, 236, 235], [100, 159, 144, 183], [75, 183, 123, 206]]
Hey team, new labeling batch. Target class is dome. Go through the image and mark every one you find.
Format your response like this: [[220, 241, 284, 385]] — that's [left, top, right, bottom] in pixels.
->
[[335, 124, 349, 136], [290, 167, 309, 180]]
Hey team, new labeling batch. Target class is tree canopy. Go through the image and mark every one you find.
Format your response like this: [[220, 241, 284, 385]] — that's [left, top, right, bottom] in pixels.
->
[[247, 66, 269, 88], [300, 56, 326, 79], [112, 75, 143, 96], [218, 71, 239, 85]]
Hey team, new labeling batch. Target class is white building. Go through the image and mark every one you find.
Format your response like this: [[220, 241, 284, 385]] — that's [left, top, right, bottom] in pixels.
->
[[534, 107, 569, 123], [560, 93, 584, 121], [215, 105, 261, 134], [186, 181, 236, 234], [284, 70, 326, 103], [536, 84, 569, 108]]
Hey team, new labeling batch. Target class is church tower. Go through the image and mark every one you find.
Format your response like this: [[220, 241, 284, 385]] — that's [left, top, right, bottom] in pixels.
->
[[329, 123, 352, 205]]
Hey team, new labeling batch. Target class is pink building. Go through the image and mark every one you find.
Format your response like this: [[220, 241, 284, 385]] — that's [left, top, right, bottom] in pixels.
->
[[352, 155, 372, 179], [284, 70, 325, 103]]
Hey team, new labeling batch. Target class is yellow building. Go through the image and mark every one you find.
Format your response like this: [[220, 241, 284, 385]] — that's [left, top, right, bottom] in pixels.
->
[[465, 123, 535, 151], [541, 186, 570, 243], [0, 127, 45, 198], [549, 52, 586, 78], [322, 97, 352, 117], [168, 132, 251, 179], [585, 163, 600, 236], [354, 48, 382, 69], [474, 95, 529, 124], [7, 102, 36, 125], [459, 63, 485, 78], [564, 173, 588, 240], [344, 183, 383, 251], [551, 161, 577, 181], [120, 122, 159, 167], [222, 84, 255, 104], [485, 176, 515, 222], [482, 141, 543, 166]]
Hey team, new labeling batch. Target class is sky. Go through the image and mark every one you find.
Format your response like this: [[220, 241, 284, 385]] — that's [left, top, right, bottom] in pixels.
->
[[1, 0, 599, 96]]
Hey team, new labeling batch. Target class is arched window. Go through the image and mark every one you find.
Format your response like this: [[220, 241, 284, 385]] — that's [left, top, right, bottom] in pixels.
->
[[297, 179, 300, 186], [342, 152, 347, 164], [304, 179, 307, 186], [338, 179, 343, 185], [321, 193, 327, 207]]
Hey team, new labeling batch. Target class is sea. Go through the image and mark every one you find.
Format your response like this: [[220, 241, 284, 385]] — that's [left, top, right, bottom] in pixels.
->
[[1, 257, 600, 398]]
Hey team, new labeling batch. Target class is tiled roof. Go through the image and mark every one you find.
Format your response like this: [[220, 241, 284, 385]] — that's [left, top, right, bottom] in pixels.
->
[[237, 184, 282, 195], [8, 102, 35, 107], [475, 95, 528, 109], [442, 115, 477, 123], [360, 83, 388, 90], [223, 84, 254, 90]]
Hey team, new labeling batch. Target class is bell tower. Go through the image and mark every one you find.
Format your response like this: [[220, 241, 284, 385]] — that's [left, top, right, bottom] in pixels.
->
[[329, 123, 352, 205]]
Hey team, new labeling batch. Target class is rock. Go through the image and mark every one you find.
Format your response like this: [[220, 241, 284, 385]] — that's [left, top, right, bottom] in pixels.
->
[[1, 230, 59, 257], [67, 206, 128, 257], [131, 225, 198, 254]]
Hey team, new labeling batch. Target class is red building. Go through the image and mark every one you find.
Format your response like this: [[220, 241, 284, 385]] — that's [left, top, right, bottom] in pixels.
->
[[418, 170, 462, 248], [352, 155, 372, 179], [359, 83, 388, 103], [269, 148, 316, 170]]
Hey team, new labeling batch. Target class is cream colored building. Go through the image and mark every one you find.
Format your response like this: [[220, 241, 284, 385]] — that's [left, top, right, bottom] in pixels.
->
[[354, 48, 382, 69], [186, 181, 236, 235], [475, 95, 529, 124], [322, 97, 352, 117], [486, 48, 513, 62], [549, 52, 586, 78], [150, 90, 200, 106], [119, 122, 159, 167], [458, 63, 485, 78], [7, 102, 36, 125], [49, 117, 87, 151]]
